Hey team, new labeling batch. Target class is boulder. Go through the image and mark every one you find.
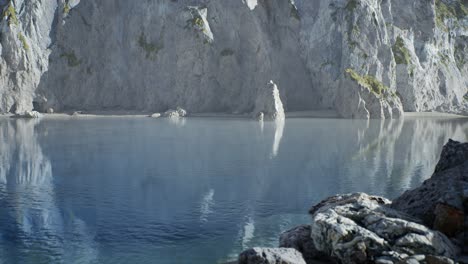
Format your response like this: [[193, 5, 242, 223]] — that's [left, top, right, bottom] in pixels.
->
[[162, 110, 180, 118], [176, 107, 187, 117], [392, 140, 467, 238], [279, 225, 328, 263], [252, 81, 285, 121], [238, 247, 306, 264], [308, 193, 457, 264], [255, 112, 264, 122], [149, 113, 161, 118], [19, 111, 42, 118], [46, 108, 54, 114]]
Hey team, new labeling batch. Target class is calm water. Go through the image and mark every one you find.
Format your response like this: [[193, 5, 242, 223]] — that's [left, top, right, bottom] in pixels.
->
[[0, 117, 467, 264]]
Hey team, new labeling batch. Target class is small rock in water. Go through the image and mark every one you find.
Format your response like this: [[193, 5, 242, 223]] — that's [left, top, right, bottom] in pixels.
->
[[255, 112, 264, 121], [176, 107, 187, 117], [163, 109, 180, 118], [22, 111, 42, 118], [238, 247, 306, 264], [46, 108, 54, 114], [149, 113, 161, 118], [252, 80, 285, 121], [72, 111, 82, 116]]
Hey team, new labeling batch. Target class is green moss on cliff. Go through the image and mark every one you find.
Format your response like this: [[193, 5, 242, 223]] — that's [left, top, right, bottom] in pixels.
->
[[138, 33, 163, 59], [345, 68, 388, 96], [193, 17, 204, 27], [392, 36, 411, 65], [346, 0, 358, 12], [438, 51, 450, 67], [18, 32, 29, 51], [61, 51, 81, 67], [435, 0, 468, 29], [2, 2, 18, 26], [290, 4, 300, 20], [63, 2, 71, 15]]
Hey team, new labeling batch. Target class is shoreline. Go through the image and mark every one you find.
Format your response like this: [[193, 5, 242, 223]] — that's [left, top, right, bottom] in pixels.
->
[[0, 110, 467, 120]]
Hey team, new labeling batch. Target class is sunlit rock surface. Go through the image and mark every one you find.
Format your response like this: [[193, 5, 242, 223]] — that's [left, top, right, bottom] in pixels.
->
[[0, 0, 466, 118], [308, 193, 457, 264], [252, 81, 285, 121]]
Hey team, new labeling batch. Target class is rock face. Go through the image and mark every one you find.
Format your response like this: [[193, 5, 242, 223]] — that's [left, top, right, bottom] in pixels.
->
[[392, 140, 467, 241], [308, 193, 458, 264], [337, 69, 404, 119], [1, 0, 467, 118], [279, 225, 327, 263], [238, 247, 306, 264], [252, 81, 285, 121]]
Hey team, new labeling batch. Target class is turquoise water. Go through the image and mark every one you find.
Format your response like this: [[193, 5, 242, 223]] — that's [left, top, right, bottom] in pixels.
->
[[0, 117, 467, 264]]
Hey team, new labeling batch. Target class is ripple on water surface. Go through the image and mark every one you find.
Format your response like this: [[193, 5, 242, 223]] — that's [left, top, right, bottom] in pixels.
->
[[0, 117, 467, 263]]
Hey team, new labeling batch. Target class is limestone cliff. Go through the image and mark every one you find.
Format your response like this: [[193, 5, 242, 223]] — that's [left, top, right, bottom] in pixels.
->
[[0, 0, 467, 118]]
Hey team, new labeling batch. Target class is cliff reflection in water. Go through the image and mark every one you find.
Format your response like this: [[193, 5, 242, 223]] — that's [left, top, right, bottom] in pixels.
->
[[0, 117, 466, 263], [0, 119, 97, 264]]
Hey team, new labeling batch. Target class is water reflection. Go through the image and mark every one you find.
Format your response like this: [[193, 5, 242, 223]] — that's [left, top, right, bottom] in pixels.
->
[[271, 119, 285, 158], [0, 117, 466, 264], [0, 119, 97, 264], [199, 189, 215, 223]]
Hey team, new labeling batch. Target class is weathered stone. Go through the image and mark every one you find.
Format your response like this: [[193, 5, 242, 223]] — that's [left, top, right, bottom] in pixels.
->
[[255, 112, 264, 122], [434, 140, 468, 173], [308, 193, 457, 264], [162, 110, 180, 118], [19, 111, 42, 118], [176, 107, 187, 117], [149, 113, 161, 118], [238, 247, 306, 264], [252, 81, 285, 121], [279, 225, 329, 263], [432, 204, 464, 238], [424, 255, 455, 264], [392, 140, 468, 238]]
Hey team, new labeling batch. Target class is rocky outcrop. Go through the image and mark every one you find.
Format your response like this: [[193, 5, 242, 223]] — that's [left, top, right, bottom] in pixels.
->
[[392, 140, 467, 244], [337, 69, 404, 119], [309, 193, 457, 264], [238, 247, 306, 264], [239, 139, 466, 263], [1, 0, 467, 118], [252, 81, 285, 121]]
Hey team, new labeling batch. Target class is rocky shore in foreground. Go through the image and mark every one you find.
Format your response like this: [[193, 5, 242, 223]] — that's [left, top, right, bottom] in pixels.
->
[[237, 140, 468, 264]]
